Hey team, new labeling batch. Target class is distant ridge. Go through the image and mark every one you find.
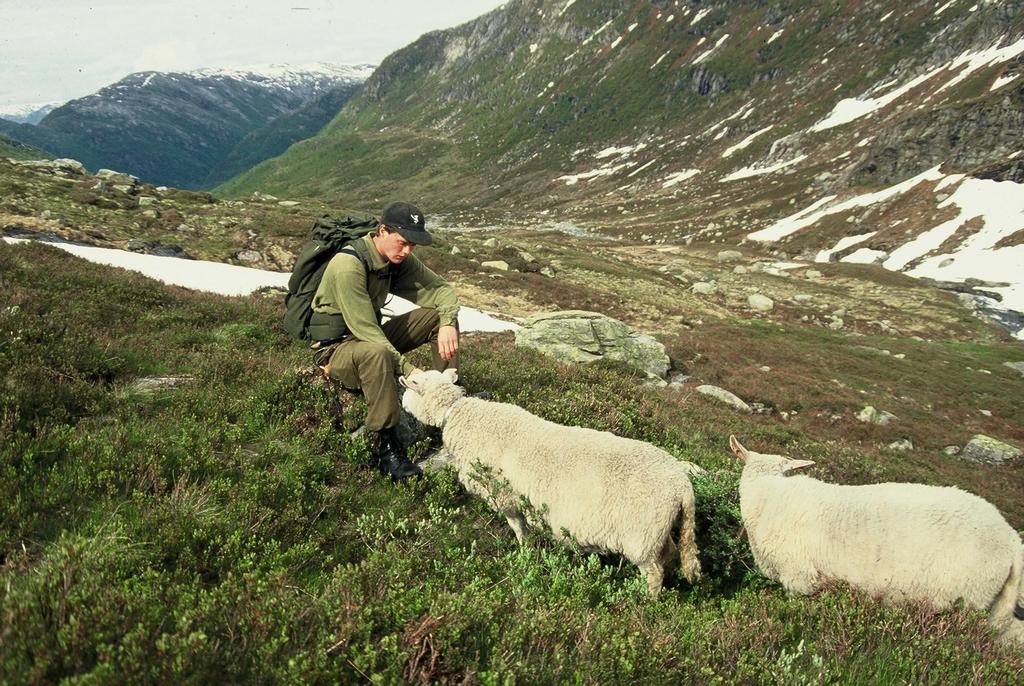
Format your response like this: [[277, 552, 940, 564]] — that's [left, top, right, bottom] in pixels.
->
[[0, 63, 375, 188]]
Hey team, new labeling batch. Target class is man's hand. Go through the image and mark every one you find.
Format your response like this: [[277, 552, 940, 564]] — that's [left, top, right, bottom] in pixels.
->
[[437, 325, 459, 362]]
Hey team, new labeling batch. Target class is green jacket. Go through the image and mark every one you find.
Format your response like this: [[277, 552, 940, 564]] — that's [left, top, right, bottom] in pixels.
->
[[311, 234, 459, 375]]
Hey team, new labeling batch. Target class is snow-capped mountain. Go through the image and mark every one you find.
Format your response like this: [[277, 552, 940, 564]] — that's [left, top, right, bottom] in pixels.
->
[[0, 63, 376, 188], [0, 102, 62, 125]]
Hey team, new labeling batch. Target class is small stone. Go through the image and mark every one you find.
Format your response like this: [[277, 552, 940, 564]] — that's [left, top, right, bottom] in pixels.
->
[[483, 238, 498, 248], [717, 250, 743, 262], [137, 196, 157, 206], [518, 250, 535, 263], [793, 294, 813, 303], [696, 385, 753, 413], [748, 294, 774, 312], [540, 266, 556, 278], [691, 282, 717, 295], [733, 265, 748, 274], [451, 246, 461, 255], [805, 269, 823, 279], [979, 409, 992, 417], [887, 439, 914, 451], [234, 249, 263, 263], [942, 445, 961, 456], [759, 366, 771, 372], [481, 260, 510, 271], [857, 406, 896, 425], [827, 317, 845, 330], [277, 200, 300, 207]]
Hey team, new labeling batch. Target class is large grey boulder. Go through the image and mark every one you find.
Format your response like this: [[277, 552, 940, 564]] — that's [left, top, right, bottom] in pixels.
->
[[13, 158, 87, 176], [696, 385, 753, 413], [96, 168, 139, 185], [515, 310, 670, 379], [959, 435, 1022, 465]]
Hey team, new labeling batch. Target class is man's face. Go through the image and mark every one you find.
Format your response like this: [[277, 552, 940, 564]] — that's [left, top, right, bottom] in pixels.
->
[[374, 226, 416, 264]]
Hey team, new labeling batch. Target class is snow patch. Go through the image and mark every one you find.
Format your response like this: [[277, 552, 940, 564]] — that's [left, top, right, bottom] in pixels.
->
[[720, 154, 808, 183], [816, 231, 878, 262], [935, 36, 1024, 95], [661, 169, 700, 188], [595, 143, 648, 159], [1, 238, 516, 332], [693, 34, 730, 64], [557, 164, 630, 185], [843, 248, 888, 264], [991, 73, 1020, 90], [748, 167, 944, 241], [722, 125, 774, 158], [767, 29, 784, 45], [810, 37, 1024, 131], [691, 8, 712, 25]]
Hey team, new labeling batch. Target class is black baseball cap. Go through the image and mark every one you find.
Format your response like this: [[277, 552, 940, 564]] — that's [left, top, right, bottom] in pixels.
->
[[381, 201, 432, 246]]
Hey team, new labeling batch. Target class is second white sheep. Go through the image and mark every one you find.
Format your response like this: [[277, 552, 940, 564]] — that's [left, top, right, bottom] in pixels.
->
[[730, 435, 1024, 645]]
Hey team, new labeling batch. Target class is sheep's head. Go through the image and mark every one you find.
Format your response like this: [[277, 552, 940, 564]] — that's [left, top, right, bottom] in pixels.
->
[[400, 369, 465, 426], [729, 435, 815, 477]]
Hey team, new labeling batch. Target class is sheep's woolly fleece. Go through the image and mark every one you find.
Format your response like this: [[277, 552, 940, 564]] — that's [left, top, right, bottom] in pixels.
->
[[401, 369, 702, 594], [730, 436, 1024, 645]]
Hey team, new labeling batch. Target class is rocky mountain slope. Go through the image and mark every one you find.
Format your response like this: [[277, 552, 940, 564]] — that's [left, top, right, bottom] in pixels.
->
[[0, 64, 373, 189], [220, 0, 1023, 323]]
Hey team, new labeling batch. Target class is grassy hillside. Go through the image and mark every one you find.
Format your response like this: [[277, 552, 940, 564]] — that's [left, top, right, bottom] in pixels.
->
[[3, 241, 1023, 682], [0, 134, 51, 161]]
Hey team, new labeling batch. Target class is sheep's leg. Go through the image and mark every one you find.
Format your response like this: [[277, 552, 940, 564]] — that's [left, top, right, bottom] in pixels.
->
[[780, 571, 819, 596], [503, 510, 529, 544], [638, 561, 665, 596]]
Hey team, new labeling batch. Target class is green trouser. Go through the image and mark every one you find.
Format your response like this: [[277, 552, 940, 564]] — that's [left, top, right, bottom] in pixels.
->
[[315, 308, 456, 431]]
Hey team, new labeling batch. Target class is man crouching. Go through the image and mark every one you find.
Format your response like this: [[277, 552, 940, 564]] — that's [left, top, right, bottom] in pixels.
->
[[309, 201, 459, 480]]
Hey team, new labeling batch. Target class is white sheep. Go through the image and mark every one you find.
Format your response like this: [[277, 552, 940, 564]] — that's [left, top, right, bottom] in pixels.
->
[[400, 369, 702, 594], [730, 435, 1024, 645]]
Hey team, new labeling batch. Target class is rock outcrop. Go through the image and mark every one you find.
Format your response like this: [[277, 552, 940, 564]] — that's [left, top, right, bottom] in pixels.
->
[[514, 310, 670, 380]]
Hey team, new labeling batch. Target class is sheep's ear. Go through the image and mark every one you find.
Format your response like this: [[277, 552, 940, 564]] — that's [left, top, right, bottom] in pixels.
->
[[782, 459, 815, 474], [729, 435, 749, 464], [443, 368, 459, 384], [399, 375, 419, 393]]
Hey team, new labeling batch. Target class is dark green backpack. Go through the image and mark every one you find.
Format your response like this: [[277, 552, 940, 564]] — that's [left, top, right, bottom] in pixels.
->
[[283, 214, 379, 341]]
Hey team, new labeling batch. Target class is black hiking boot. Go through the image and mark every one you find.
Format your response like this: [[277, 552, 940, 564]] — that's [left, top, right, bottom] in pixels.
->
[[375, 426, 422, 481]]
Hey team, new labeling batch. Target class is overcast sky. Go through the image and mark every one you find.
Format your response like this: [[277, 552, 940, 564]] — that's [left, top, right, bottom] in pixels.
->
[[0, 0, 508, 110]]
